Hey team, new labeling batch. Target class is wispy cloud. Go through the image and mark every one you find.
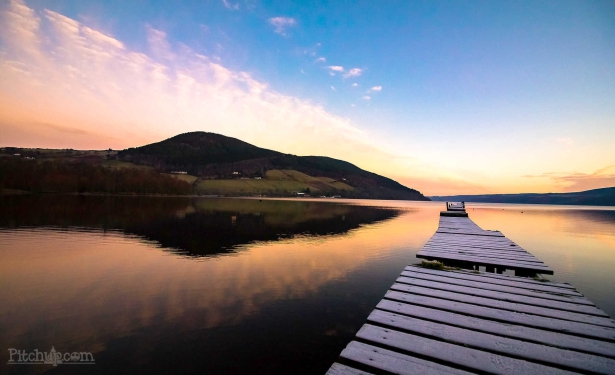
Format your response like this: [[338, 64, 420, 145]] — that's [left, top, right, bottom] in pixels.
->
[[268, 17, 296, 35], [146, 25, 175, 60], [362, 96, 371, 100], [314, 57, 326, 63], [222, 0, 239, 10], [0, 0, 408, 179], [351, 83, 358, 87], [367, 85, 382, 92], [523, 166, 615, 192], [343, 68, 362, 78], [330, 86, 336, 91]]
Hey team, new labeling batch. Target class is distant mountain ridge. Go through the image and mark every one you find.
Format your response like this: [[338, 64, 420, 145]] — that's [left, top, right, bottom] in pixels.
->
[[430, 187, 615, 206], [119, 132, 282, 166], [118, 132, 428, 200]]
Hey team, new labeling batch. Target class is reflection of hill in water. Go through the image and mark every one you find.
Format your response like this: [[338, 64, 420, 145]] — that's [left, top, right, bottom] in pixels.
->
[[0, 195, 400, 257]]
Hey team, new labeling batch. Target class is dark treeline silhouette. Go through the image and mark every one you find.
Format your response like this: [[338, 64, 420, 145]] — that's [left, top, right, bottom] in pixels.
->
[[430, 186, 615, 206], [0, 159, 191, 195], [0, 194, 401, 257]]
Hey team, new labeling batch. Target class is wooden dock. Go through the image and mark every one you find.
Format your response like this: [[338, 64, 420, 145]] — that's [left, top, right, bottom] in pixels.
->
[[327, 207, 615, 375], [417, 215, 553, 275], [327, 266, 615, 375]]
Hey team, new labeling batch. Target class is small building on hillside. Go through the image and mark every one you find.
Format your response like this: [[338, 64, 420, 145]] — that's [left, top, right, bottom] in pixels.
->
[[171, 171, 188, 174]]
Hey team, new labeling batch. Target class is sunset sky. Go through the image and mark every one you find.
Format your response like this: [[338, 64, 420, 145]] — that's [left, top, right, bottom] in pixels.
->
[[1, 0, 614, 195]]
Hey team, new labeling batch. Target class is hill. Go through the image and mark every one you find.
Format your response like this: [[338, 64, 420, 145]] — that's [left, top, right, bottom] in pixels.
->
[[430, 187, 615, 206], [118, 132, 428, 200]]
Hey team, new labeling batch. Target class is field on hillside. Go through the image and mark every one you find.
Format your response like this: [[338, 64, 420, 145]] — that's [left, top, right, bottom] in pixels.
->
[[164, 173, 199, 184], [265, 170, 354, 190], [196, 169, 354, 196], [101, 160, 154, 170], [195, 179, 311, 195]]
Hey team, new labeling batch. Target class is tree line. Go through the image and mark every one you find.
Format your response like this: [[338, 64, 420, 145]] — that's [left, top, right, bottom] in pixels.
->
[[0, 159, 192, 195]]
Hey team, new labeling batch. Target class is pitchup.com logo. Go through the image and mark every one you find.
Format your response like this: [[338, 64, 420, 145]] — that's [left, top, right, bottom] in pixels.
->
[[7, 347, 95, 366]]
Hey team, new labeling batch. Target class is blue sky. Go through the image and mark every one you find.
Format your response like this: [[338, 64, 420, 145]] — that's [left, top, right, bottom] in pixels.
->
[[1, 0, 614, 194]]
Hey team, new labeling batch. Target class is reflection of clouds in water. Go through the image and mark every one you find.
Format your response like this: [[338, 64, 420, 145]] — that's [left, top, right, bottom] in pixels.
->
[[468, 206, 615, 317], [2, 200, 614, 374], [0, 209, 434, 360], [473, 207, 615, 248]]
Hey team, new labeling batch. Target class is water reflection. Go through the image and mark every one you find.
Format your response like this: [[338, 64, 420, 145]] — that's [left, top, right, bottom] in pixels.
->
[[468, 204, 615, 317], [0, 195, 412, 375], [0, 195, 400, 257], [0, 197, 613, 375]]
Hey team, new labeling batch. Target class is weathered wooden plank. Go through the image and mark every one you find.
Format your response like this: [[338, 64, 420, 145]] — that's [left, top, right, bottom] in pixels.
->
[[417, 251, 552, 272], [404, 266, 579, 293], [376, 300, 615, 358], [439, 219, 480, 225], [436, 226, 498, 233], [438, 218, 484, 226], [425, 242, 521, 251], [390, 283, 613, 325], [417, 250, 550, 269], [420, 249, 540, 261], [428, 239, 516, 247], [423, 242, 532, 253], [433, 231, 510, 239], [339, 341, 473, 375], [357, 324, 579, 375], [400, 270, 591, 304], [326, 363, 374, 375], [425, 242, 528, 253], [426, 240, 525, 251], [425, 243, 529, 251], [438, 223, 481, 227], [384, 291, 615, 341], [437, 225, 482, 230], [368, 309, 615, 374], [425, 240, 529, 250], [426, 242, 527, 252], [427, 237, 520, 248], [430, 232, 516, 242], [460, 271, 572, 288], [427, 237, 518, 245], [395, 276, 598, 314], [419, 247, 544, 263], [436, 230, 505, 237], [447, 230, 503, 236], [423, 243, 535, 255], [417, 251, 542, 265]]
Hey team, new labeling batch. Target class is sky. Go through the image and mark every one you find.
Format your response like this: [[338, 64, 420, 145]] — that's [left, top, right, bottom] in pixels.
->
[[0, 0, 614, 195]]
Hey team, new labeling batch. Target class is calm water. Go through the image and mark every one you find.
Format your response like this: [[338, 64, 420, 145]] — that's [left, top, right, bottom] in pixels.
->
[[0, 195, 614, 374]]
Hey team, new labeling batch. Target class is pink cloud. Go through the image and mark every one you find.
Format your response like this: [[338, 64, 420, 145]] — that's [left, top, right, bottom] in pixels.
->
[[523, 166, 615, 192], [0, 0, 411, 180]]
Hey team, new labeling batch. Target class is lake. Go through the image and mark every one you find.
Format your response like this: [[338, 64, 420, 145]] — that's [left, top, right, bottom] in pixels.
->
[[0, 195, 614, 374]]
